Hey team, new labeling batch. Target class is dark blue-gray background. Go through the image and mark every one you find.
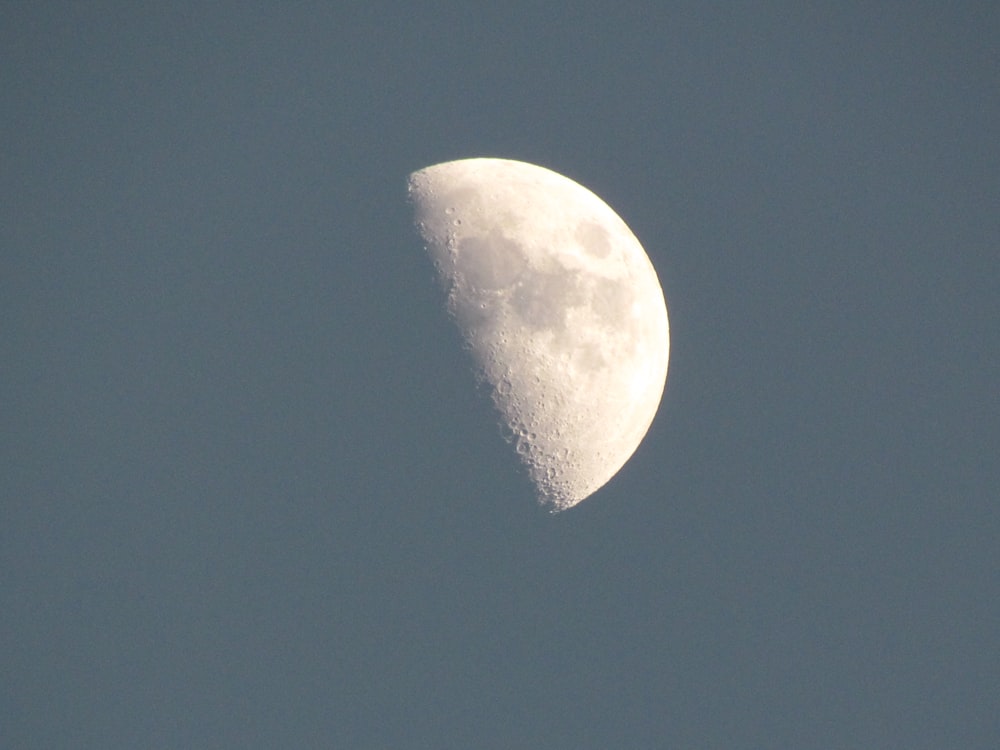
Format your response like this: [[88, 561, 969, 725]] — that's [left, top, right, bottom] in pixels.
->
[[3, 3, 997, 747]]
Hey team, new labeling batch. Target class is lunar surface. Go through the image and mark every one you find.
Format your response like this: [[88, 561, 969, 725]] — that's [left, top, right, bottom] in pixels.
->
[[408, 158, 669, 512]]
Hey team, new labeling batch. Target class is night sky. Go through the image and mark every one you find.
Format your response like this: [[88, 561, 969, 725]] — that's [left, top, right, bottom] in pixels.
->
[[4, 3, 998, 747]]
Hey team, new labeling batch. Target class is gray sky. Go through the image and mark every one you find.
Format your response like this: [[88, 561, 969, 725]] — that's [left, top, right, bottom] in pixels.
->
[[3, 3, 998, 747]]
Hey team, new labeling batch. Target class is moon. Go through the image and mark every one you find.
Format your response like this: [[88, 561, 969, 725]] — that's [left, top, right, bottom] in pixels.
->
[[408, 158, 669, 512]]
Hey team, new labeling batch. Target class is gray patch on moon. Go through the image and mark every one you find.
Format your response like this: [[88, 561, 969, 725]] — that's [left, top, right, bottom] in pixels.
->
[[571, 341, 607, 371], [455, 230, 527, 291], [509, 268, 586, 330], [447, 286, 501, 343], [576, 220, 612, 258], [589, 277, 631, 326]]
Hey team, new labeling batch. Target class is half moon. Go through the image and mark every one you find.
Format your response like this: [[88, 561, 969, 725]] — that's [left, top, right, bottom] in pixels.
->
[[408, 157, 669, 512]]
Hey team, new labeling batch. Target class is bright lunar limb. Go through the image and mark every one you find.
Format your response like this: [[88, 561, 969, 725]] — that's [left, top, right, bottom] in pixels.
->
[[408, 158, 669, 512]]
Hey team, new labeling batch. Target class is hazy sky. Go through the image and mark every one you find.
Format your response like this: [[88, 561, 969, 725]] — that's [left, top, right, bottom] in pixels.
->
[[3, 3, 998, 747]]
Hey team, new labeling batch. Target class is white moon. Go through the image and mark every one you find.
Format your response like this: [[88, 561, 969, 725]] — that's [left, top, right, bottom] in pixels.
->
[[408, 158, 669, 512]]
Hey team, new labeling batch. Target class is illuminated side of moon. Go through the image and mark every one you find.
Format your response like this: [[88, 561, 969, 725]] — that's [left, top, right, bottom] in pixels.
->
[[408, 157, 669, 512]]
